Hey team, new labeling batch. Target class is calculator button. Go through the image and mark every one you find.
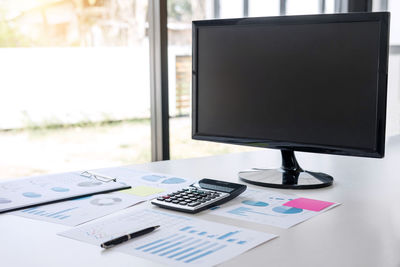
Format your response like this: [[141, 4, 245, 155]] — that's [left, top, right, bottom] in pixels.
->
[[165, 199, 172, 202], [177, 198, 184, 201], [179, 202, 187, 205], [190, 197, 197, 200], [162, 196, 170, 199], [157, 197, 164, 201], [188, 202, 200, 207], [182, 196, 189, 199], [172, 200, 179, 204], [184, 199, 192, 203]]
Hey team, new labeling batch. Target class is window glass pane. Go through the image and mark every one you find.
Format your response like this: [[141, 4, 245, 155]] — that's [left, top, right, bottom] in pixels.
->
[[0, 0, 151, 179], [286, 0, 320, 15], [220, 0, 243, 18], [373, 0, 400, 137], [388, 0, 400, 45], [249, 0, 280, 17], [325, 0, 336, 13], [168, 0, 329, 160]]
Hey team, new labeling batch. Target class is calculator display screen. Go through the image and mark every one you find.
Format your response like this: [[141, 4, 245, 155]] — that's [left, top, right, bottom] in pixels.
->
[[198, 179, 244, 193], [200, 184, 235, 193]]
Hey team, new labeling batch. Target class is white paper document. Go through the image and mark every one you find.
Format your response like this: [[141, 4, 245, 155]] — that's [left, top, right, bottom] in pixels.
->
[[12, 192, 143, 226], [0, 172, 129, 213], [208, 188, 339, 229], [92, 166, 195, 200], [59, 208, 277, 266]]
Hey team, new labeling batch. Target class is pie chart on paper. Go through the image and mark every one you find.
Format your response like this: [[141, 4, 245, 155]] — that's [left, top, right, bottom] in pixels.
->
[[162, 177, 186, 184], [242, 200, 269, 207], [51, 187, 70, 192], [90, 197, 122, 206], [272, 206, 303, 214], [22, 192, 42, 198], [142, 175, 164, 182]]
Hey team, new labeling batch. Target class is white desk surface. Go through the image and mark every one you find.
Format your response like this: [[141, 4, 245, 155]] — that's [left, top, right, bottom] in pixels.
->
[[2, 137, 400, 267]]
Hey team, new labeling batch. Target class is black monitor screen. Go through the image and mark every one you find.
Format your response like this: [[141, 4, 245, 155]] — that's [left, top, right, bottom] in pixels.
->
[[193, 13, 389, 157]]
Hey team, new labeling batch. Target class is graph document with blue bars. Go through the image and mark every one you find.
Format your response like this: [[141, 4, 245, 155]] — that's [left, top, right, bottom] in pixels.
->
[[59, 207, 277, 266], [12, 192, 143, 226]]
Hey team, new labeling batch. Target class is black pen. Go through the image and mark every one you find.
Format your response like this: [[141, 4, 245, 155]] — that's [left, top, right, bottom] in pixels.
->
[[101, 225, 160, 249]]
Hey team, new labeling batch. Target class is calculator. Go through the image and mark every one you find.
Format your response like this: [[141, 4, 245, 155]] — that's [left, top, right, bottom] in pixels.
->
[[151, 178, 247, 213]]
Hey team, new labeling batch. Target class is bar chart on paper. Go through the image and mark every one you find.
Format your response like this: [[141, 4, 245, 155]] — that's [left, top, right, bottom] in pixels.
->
[[59, 208, 277, 266], [13, 193, 142, 226], [20, 206, 79, 220]]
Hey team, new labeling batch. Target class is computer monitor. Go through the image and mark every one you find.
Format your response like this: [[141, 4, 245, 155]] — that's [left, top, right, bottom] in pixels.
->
[[192, 12, 390, 189]]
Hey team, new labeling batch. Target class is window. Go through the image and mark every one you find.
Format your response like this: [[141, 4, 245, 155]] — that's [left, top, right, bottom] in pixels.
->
[[0, 0, 152, 179]]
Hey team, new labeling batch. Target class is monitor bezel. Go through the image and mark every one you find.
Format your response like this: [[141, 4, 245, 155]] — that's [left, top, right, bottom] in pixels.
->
[[192, 12, 389, 158]]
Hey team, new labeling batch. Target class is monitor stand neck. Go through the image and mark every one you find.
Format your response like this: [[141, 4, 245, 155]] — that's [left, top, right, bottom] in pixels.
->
[[239, 149, 333, 189], [281, 150, 303, 173]]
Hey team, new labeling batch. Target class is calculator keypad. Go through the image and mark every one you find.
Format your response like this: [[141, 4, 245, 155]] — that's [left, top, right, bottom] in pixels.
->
[[151, 187, 229, 212]]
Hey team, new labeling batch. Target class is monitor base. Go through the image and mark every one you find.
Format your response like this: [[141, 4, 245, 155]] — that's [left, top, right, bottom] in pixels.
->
[[239, 150, 333, 189]]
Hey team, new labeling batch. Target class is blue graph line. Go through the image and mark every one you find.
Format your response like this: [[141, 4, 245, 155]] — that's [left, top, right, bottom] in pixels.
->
[[22, 207, 36, 213], [151, 237, 192, 255], [185, 245, 227, 263], [143, 236, 183, 252], [179, 226, 192, 231], [169, 241, 209, 259], [217, 231, 239, 240], [46, 207, 78, 218], [160, 239, 201, 257], [135, 234, 178, 250], [176, 243, 217, 261], [21, 206, 79, 220]]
